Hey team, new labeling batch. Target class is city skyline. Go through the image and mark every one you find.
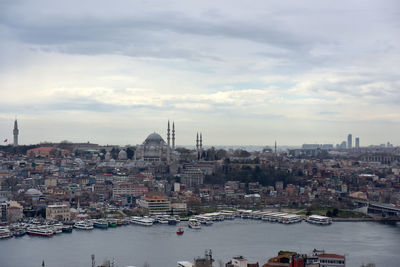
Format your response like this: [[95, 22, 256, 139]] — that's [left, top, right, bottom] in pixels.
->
[[1, 1, 400, 145]]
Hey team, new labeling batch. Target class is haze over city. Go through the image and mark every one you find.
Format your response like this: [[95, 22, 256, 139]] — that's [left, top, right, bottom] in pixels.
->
[[1, 0, 399, 146]]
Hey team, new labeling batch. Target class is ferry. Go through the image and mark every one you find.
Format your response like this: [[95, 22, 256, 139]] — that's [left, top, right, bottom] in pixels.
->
[[188, 219, 201, 229], [130, 217, 154, 226], [27, 226, 54, 237], [74, 221, 94, 230], [306, 215, 332, 225], [93, 219, 109, 229], [0, 228, 13, 239]]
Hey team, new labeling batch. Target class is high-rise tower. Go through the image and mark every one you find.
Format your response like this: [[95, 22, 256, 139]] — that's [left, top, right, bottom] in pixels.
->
[[355, 137, 360, 148], [347, 134, 352, 149], [13, 119, 19, 147]]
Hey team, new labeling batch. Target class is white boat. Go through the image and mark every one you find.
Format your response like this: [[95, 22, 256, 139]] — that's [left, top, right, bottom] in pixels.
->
[[188, 219, 201, 229], [0, 227, 13, 239], [74, 221, 94, 230], [130, 217, 154, 226], [306, 215, 332, 225], [27, 226, 54, 237]]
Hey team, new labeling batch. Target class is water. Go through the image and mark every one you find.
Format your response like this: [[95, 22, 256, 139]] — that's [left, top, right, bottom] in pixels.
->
[[1, 220, 399, 267]]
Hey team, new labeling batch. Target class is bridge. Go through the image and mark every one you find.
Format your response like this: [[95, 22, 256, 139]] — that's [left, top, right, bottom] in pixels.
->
[[350, 198, 400, 218]]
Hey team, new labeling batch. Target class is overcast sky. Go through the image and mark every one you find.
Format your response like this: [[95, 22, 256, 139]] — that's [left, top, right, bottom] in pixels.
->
[[0, 0, 399, 146]]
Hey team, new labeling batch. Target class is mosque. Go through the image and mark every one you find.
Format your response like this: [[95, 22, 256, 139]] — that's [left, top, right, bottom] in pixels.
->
[[134, 121, 177, 163]]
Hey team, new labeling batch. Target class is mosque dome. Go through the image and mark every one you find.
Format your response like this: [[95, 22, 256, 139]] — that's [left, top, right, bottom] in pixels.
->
[[144, 133, 165, 144], [105, 151, 111, 161], [25, 188, 42, 196], [118, 149, 128, 160]]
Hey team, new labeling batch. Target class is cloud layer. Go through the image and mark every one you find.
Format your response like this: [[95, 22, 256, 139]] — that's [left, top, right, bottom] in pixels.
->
[[0, 0, 399, 146]]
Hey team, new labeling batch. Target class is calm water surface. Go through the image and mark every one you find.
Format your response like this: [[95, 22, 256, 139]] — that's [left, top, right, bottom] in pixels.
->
[[0, 220, 399, 267]]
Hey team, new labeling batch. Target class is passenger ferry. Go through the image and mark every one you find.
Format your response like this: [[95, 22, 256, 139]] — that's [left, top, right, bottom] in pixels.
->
[[306, 215, 332, 225], [93, 219, 109, 229], [188, 219, 201, 229], [27, 226, 54, 237], [130, 217, 154, 226], [74, 221, 94, 230]]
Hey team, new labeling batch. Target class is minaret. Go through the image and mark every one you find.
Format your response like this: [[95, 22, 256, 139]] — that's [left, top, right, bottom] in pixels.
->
[[167, 120, 171, 147], [172, 122, 175, 151], [167, 121, 171, 163], [199, 133, 203, 160], [196, 132, 199, 151], [13, 119, 19, 147], [200, 133, 203, 150]]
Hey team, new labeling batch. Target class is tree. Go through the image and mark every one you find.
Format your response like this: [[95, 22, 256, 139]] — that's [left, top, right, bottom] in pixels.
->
[[332, 208, 339, 217], [126, 147, 136, 160], [326, 210, 333, 217]]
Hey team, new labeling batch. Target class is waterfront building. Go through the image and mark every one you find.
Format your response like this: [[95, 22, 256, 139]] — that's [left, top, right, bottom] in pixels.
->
[[138, 196, 171, 215], [46, 204, 70, 221]]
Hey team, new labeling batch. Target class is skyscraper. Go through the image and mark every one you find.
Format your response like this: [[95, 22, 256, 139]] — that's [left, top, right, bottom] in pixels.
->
[[13, 119, 19, 147], [347, 134, 352, 149], [355, 137, 360, 148]]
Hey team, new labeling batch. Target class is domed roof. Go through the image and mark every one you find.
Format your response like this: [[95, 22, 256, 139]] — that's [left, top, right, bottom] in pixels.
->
[[25, 188, 42, 196], [144, 132, 165, 144], [118, 149, 127, 160]]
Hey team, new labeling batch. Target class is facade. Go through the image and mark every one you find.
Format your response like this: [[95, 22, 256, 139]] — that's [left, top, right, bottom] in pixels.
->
[[318, 254, 345, 267], [181, 167, 205, 188], [46, 204, 70, 221], [138, 196, 171, 215], [355, 137, 360, 148], [113, 184, 148, 198]]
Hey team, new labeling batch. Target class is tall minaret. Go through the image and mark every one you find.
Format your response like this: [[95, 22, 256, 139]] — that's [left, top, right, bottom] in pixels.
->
[[196, 132, 199, 151], [167, 120, 171, 147], [172, 122, 175, 151], [200, 133, 203, 151], [13, 119, 19, 147], [167, 121, 171, 163]]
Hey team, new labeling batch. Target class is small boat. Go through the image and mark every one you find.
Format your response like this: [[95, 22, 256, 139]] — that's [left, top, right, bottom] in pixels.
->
[[168, 218, 178, 225], [188, 219, 201, 229], [62, 226, 73, 233], [107, 219, 118, 228], [176, 227, 184, 235], [13, 230, 26, 237]]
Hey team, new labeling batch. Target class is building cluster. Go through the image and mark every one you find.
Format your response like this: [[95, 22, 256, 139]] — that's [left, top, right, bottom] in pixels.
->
[[178, 249, 345, 267], [0, 121, 399, 224]]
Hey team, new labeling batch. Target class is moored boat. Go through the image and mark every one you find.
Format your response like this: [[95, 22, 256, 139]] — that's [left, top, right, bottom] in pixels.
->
[[62, 226, 73, 233], [27, 226, 54, 237], [0, 228, 13, 239], [93, 219, 109, 229], [306, 215, 332, 225], [74, 221, 94, 230], [188, 219, 201, 229]]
